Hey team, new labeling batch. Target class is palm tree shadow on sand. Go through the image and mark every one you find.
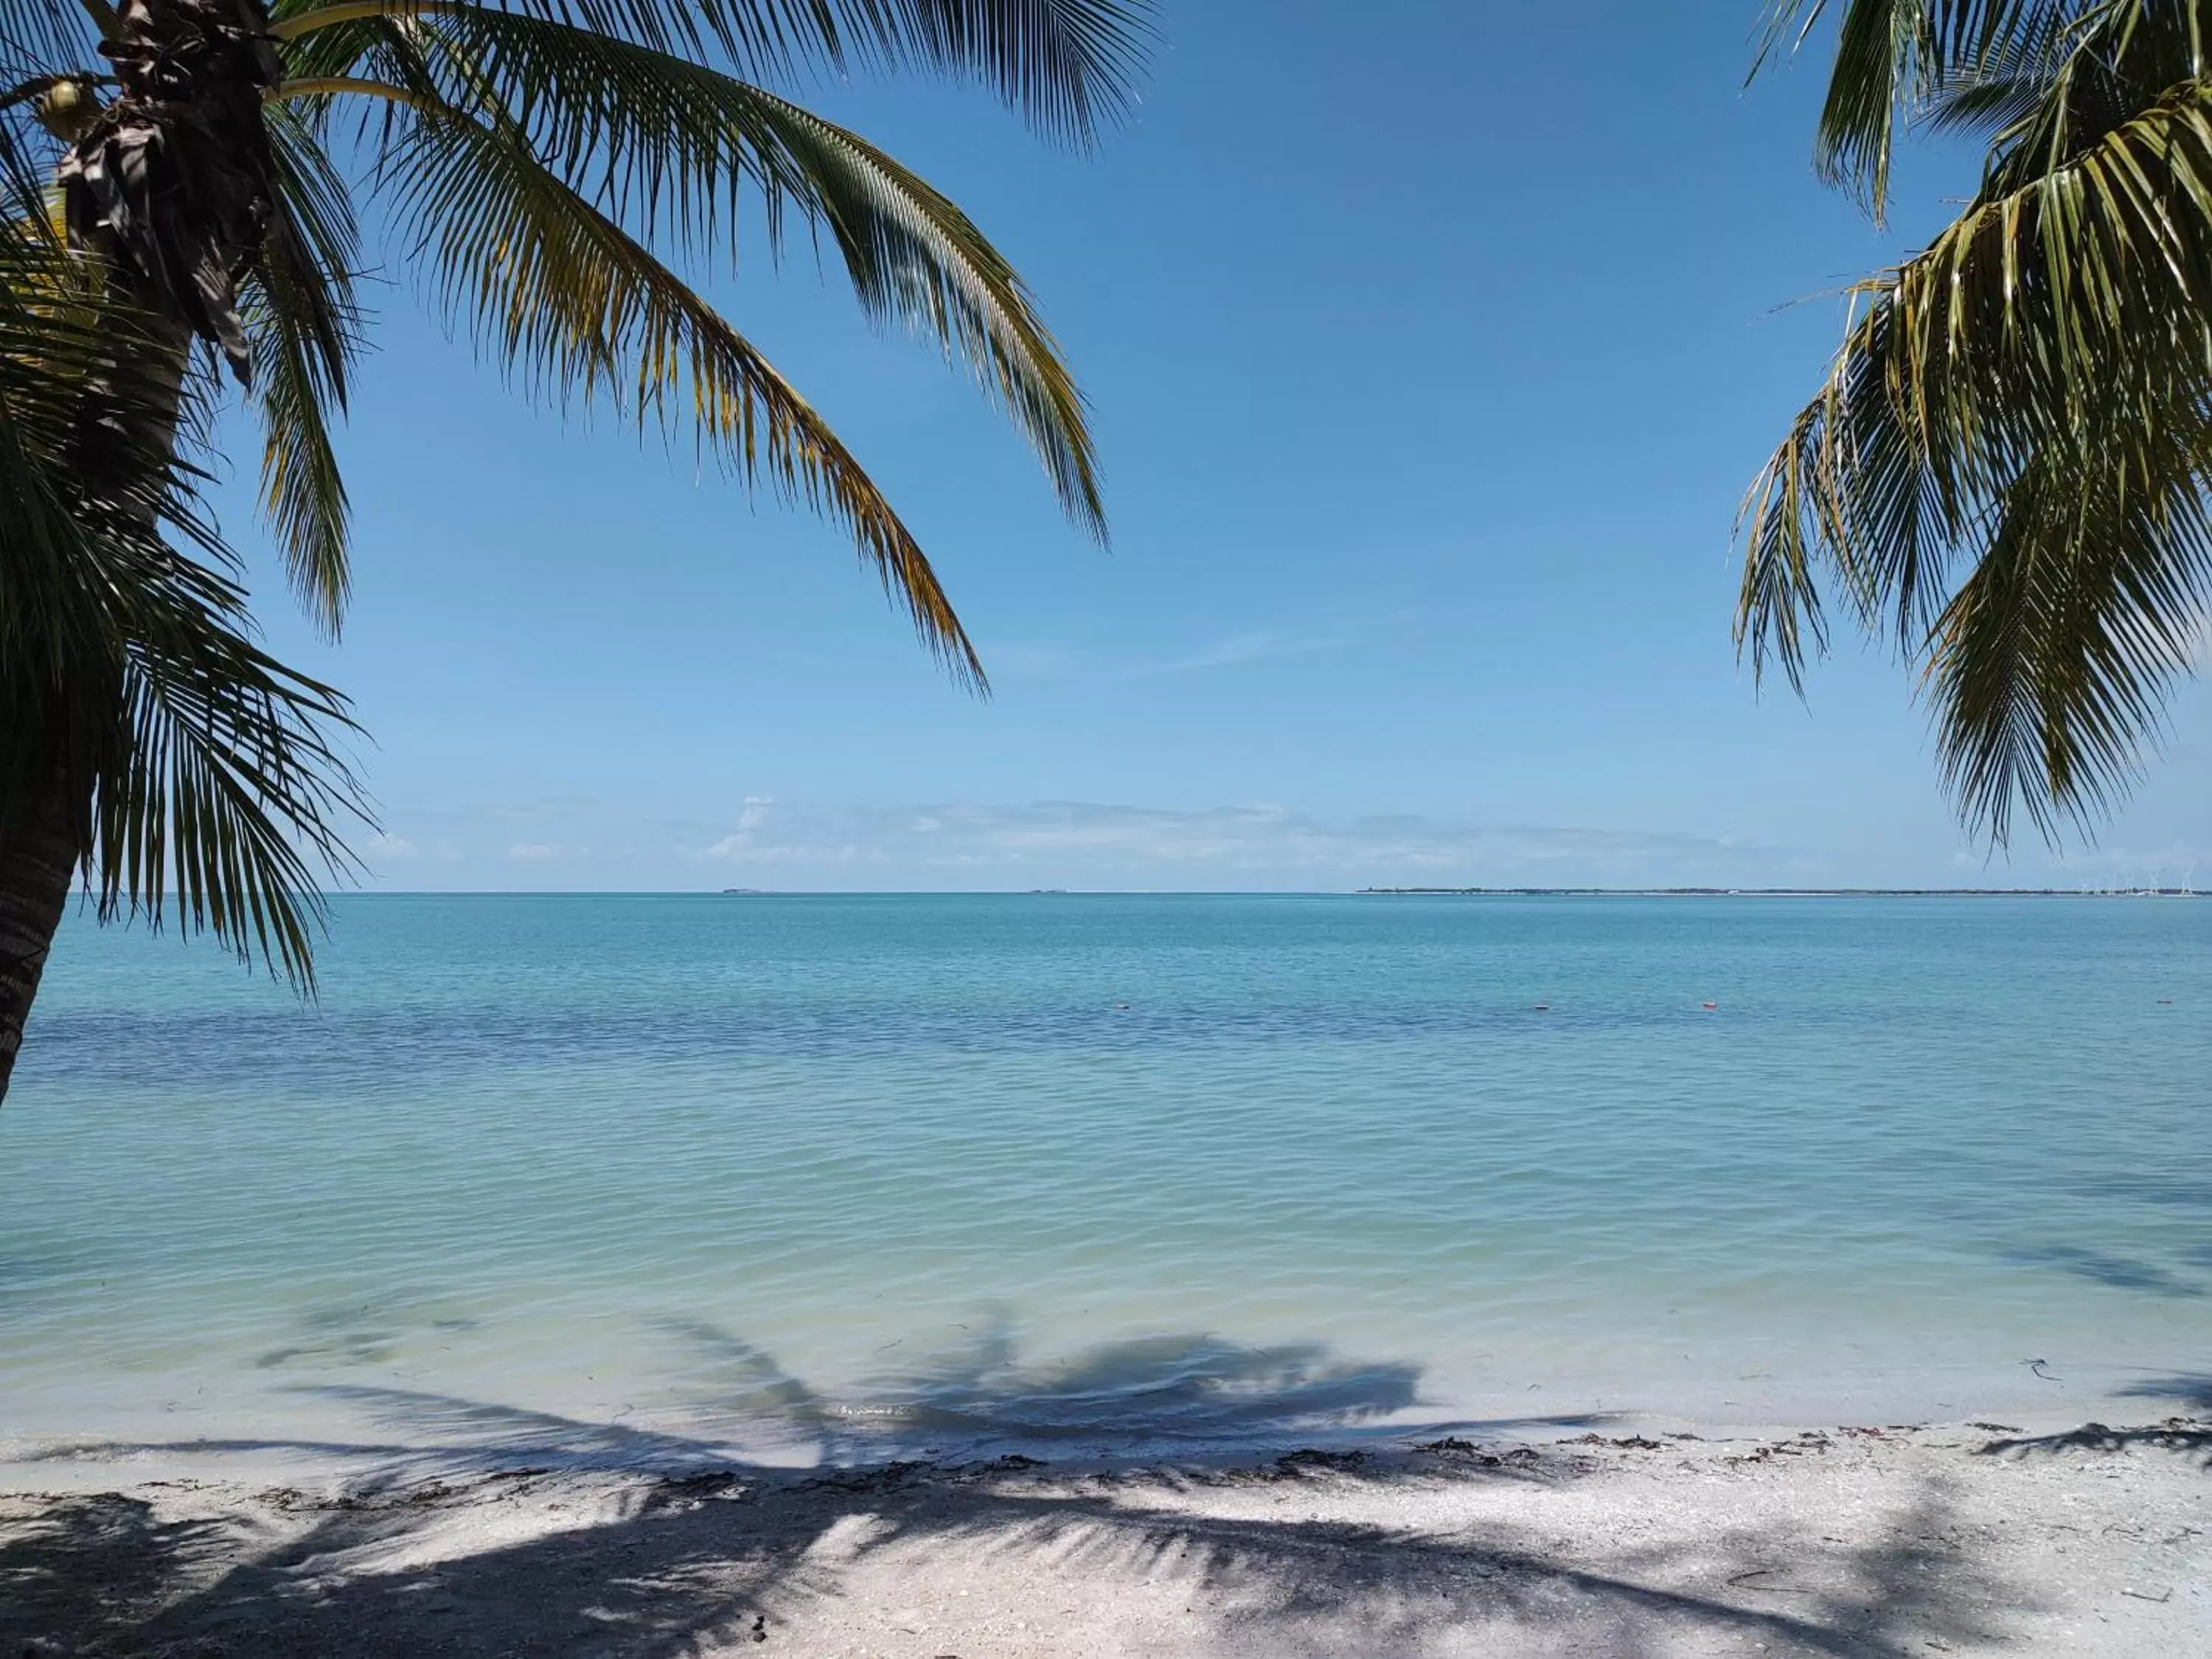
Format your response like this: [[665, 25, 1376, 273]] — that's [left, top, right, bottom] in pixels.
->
[[0, 1318, 2104, 1658], [0, 1439, 2032, 1659]]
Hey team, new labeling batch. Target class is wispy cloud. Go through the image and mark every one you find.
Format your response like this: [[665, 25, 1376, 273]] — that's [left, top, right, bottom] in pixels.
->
[[981, 641, 1079, 680], [694, 799, 1818, 888], [367, 830, 462, 863], [971, 621, 1380, 686], [364, 795, 1996, 893], [1119, 627, 1357, 679]]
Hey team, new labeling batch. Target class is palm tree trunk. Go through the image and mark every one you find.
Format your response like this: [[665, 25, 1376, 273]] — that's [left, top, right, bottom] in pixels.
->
[[0, 768, 80, 1102]]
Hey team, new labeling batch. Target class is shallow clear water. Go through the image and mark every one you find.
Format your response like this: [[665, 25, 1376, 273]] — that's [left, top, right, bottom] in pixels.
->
[[3, 894, 2208, 1473]]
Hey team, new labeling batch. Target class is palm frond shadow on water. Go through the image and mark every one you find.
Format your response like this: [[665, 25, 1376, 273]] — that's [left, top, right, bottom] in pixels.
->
[[0, 1322, 2076, 1658], [24, 1314, 1599, 1481], [650, 1313, 1517, 1459]]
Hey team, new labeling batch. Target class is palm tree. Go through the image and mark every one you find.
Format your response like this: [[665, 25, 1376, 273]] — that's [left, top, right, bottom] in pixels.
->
[[0, 0, 1151, 1099], [1740, 0, 2212, 846]]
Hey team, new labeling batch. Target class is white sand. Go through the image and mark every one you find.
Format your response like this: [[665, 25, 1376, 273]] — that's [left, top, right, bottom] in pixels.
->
[[2, 1416, 2206, 1655]]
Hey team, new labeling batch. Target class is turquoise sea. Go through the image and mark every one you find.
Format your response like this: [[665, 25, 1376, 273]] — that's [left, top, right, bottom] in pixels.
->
[[2, 894, 2208, 1476]]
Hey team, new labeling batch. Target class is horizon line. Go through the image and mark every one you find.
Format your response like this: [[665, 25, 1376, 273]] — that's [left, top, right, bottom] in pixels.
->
[[310, 886, 2209, 899]]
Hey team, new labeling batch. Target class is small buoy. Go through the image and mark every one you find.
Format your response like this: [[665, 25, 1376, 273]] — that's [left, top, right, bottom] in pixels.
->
[[1702, 1001, 1718, 1010]]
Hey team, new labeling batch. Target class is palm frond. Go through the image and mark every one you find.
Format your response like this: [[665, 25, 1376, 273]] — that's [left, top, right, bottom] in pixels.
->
[[1923, 2, 2079, 137], [0, 220, 366, 984], [366, 9, 1102, 530], [699, 77, 1104, 532], [359, 75, 987, 682], [0, 218, 206, 678], [272, 0, 1154, 141], [1974, 1, 2209, 192], [0, 224, 111, 682], [1741, 68, 2212, 842], [0, 78, 67, 224], [842, 0, 1154, 144], [246, 268, 358, 637], [0, 0, 96, 80], [1759, 0, 1935, 215], [1756, 0, 2081, 214], [1927, 437, 2212, 844], [246, 105, 364, 633], [95, 563, 366, 988]]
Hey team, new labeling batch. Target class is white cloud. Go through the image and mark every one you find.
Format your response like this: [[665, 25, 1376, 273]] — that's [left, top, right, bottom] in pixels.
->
[[365, 830, 467, 866], [370, 795, 2115, 894], [694, 800, 1818, 889]]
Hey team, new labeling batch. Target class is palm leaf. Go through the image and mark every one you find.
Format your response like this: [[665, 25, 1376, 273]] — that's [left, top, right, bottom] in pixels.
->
[[1756, 1, 2081, 214], [272, 0, 1153, 140], [835, 0, 1155, 143], [0, 0, 95, 79], [356, 74, 987, 681], [1922, 3, 2079, 138], [280, 9, 1104, 529], [1927, 437, 2212, 842], [96, 570, 366, 988], [0, 224, 113, 682], [0, 218, 366, 984], [245, 105, 364, 634]]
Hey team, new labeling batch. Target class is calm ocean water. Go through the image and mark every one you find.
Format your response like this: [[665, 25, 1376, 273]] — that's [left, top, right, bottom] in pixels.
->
[[3, 893, 2208, 1475]]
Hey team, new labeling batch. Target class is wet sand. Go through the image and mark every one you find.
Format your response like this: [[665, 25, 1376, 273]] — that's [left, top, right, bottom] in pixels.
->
[[3, 1414, 2206, 1656]]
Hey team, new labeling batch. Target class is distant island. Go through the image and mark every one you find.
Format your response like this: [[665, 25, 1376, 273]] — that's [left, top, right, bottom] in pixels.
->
[[1355, 886, 2205, 897]]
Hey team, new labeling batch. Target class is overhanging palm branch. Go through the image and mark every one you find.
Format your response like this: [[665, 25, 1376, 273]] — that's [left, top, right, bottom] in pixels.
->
[[380, 10, 1107, 529], [250, 0, 1138, 669], [1745, 0, 2212, 843], [361, 69, 990, 679], [268, 0, 1151, 140]]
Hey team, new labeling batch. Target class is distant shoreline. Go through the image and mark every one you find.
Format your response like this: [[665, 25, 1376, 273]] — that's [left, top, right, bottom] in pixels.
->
[[1354, 886, 2208, 897]]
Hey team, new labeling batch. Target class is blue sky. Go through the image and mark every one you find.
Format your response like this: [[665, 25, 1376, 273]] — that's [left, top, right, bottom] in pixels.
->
[[217, 0, 2208, 891]]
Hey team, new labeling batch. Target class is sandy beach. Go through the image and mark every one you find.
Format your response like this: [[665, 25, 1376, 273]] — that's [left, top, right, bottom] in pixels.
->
[[4, 1411, 2206, 1657]]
